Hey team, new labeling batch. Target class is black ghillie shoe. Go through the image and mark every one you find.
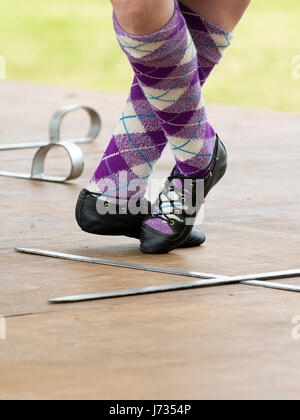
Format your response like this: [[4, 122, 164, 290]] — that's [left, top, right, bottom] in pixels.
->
[[140, 135, 227, 254], [75, 189, 206, 247]]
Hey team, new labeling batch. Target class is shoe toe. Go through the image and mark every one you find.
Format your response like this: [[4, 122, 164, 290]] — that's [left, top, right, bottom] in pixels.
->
[[178, 230, 206, 248], [140, 233, 172, 254]]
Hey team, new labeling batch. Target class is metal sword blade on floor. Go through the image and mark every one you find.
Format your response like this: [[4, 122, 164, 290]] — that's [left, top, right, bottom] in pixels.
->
[[48, 279, 300, 304], [16, 248, 219, 279], [15, 248, 300, 303], [242, 281, 300, 292]]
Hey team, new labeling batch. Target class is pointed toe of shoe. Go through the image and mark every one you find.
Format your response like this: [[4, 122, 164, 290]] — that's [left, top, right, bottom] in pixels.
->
[[178, 230, 206, 248], [140, 231, 172, 254], [140, 227, 206, 254]]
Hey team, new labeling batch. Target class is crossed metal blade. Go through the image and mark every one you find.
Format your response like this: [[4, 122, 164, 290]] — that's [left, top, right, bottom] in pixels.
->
[[15, 248, 300, 304]]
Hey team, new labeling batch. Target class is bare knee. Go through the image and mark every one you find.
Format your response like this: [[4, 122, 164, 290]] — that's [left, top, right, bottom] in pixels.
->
[[112, 0, 152, 33], [111, 0, 174, 35]]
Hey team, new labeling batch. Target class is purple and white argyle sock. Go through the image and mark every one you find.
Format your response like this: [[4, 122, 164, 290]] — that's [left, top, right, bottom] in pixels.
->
[[115, 1, 215, 175], [87, 1, 233, 204]]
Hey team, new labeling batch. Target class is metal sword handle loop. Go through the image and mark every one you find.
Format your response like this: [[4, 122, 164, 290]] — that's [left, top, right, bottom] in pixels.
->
[[0, 104, 101, 183], [31, 141, 84, 183], [49, 104, 101, 144]]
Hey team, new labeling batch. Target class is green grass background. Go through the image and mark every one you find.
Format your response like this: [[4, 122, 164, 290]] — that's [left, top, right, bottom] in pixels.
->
[[1, 0, 299, 112]]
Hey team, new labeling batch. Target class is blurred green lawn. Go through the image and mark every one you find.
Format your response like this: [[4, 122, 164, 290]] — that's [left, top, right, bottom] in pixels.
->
[[1, 0, 299, 112]]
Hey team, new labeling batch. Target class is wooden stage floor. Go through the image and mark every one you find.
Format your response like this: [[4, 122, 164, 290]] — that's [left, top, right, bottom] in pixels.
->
[[0, 81, 299, 400]]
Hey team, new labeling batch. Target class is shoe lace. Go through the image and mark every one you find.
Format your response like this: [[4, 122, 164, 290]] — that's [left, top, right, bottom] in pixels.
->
[[154, 174, 191, 225]]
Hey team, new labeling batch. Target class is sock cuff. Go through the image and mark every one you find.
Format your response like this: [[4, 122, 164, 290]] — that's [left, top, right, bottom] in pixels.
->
[[113, 0, 179, 38], [113, 0, 188, 62]]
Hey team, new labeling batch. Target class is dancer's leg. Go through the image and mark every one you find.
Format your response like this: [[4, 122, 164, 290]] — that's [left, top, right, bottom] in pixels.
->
[[132, 0, 251, 253], [113, 0, 215, 178]]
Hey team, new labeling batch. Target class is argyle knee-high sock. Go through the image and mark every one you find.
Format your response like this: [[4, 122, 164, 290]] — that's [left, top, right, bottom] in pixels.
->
[[179, 2, 234, 87], [114, 1, 217, 178], [87, 1, 233, 202]]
